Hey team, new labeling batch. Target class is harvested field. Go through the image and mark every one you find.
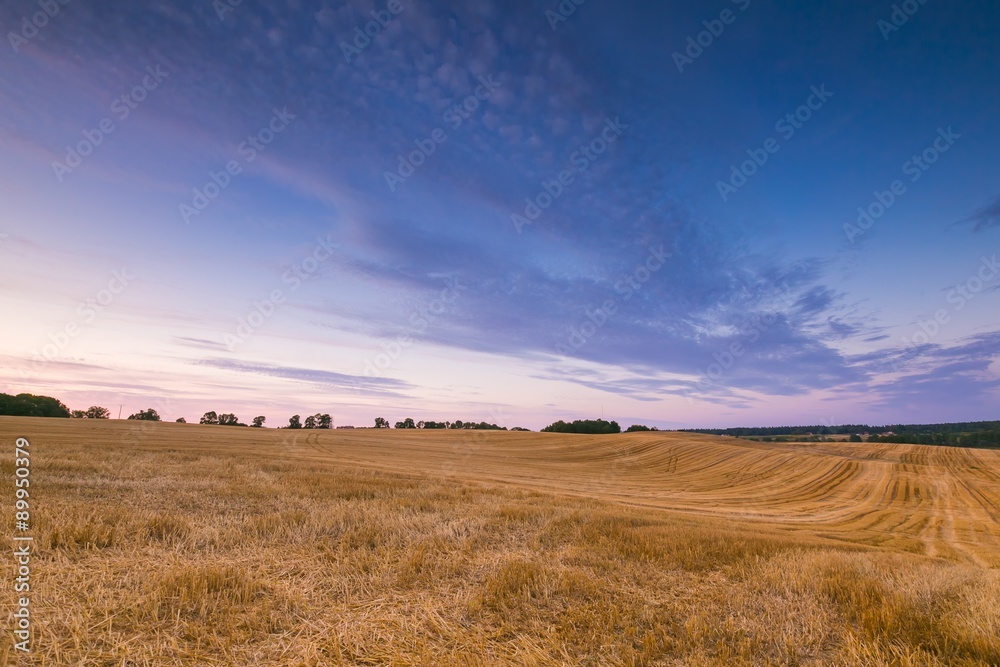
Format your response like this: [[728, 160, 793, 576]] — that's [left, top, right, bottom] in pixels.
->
[[1, 417, 998, 666]]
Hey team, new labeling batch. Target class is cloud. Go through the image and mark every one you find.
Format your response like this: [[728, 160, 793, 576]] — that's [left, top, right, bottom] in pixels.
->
[[197, 358, 416, 398], [10, 0, 988, 422], [173, 337, 229, 352], [850, 332, 1000, 418], [959, 195, 1000, 232]]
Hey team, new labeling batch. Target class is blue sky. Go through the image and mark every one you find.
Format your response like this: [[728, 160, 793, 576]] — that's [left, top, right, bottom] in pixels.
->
[[1, 0, 998, 429]]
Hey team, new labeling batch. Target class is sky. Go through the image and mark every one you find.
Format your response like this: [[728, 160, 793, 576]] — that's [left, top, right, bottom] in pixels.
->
[[1, 0, 998, 430]]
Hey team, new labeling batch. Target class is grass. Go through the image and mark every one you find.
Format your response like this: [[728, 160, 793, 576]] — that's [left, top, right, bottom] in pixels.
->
[[1, 417, 998, 665]]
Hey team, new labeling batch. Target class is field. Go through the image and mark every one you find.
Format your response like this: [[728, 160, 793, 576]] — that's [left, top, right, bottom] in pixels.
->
[[1, 417, 999, 666]]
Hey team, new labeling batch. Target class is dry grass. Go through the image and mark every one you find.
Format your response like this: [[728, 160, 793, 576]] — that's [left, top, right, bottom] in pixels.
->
[[1, 417, 998, 666]]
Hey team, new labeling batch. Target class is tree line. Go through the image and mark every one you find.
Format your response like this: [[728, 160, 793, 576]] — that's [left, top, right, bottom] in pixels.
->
[[373, 417, 517, 430], [542, 419, 624, 434], [869, 430, 1000, 448], [5, 391, 996, 448], [682, 421, 1000, 437], [0, 393, 72, 418]]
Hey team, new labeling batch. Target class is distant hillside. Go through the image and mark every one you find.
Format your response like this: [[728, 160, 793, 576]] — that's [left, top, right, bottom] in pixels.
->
[[681, 421, 1000, 437]]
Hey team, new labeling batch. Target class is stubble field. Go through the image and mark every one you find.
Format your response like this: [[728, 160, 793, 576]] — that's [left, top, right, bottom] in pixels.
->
[[1, 417, 998, 666]]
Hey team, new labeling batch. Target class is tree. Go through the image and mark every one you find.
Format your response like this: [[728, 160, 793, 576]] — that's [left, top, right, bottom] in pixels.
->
[[304, 415, 317, 429], [251, 416, 266, 428], [72, 405, 110, 419], [374, 417, 389, 429], [849, 433, 863, 442], [218, 413, 240, 426], [394, 417, 416, 429], [127, 408, 161, 421], [288, 415, 302, 429], [0, 393, 70, 418], [541, 419, 620, 434], [176, 417, 187, 423], [626, 424, 654, 432], [318, 414, 332, 429], [200, 411, 219, 425]]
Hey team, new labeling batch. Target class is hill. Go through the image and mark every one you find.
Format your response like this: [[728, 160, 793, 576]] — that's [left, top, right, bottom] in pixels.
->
[[1, 417, 998, 666]]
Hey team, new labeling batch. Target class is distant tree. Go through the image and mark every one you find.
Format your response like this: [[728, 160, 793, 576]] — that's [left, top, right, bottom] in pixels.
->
[[251, 416, 266, 428], [72, 405, 110, 419], [541, 419, 620, 435], [849, 433, 863, 442], [218, 413, 240, 426], [402, 417, 416, 429], [200, 411, 219, 425], [626, 424, 653, 432], [176, 417, 187, 423], [288, 415, 302, 429], [0, 393, 71, 418], [127, 408, 161, 421], [374, 417, 389, 429], [511, 427, 531, 432], [304, 415, 317, 429], [417, 420, 425, 429], [318, 414, 332, 429], [451, 420, 464, 430]]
